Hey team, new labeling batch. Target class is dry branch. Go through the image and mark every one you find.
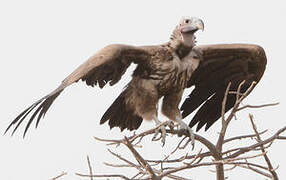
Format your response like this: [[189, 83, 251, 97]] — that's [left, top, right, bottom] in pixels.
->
[[223, 130, 268, 144], [51, 172, 67, 180], [76, 82, 285, 180], [249, 114, 279, 180], [86, 156, 93, 180]]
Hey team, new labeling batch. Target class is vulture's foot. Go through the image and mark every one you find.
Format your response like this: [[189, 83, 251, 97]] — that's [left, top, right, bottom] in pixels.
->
[[152, 117, 168, 146], [176, 117, 195, 150], [166, 120, 175, 130]]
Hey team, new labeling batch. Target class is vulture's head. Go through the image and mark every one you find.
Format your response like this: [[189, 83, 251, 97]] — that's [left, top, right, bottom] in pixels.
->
[[179, 17, 204, 46], [170, 17, 204, 54]]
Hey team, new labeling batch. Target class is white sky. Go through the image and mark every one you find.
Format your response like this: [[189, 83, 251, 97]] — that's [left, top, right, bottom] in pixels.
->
[[1, 0, 285, 179]]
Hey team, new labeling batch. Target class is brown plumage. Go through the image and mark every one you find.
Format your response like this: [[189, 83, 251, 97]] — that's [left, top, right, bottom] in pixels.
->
[[5, 17, 267, 138], [181, 44, 267, 131]]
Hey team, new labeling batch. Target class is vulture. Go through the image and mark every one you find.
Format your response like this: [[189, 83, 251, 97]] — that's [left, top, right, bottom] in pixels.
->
[[6, 17, 266, 145]]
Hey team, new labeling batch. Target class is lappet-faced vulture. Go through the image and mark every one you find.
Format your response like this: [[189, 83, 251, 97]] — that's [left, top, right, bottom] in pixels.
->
[[6, 17, 266, 145]]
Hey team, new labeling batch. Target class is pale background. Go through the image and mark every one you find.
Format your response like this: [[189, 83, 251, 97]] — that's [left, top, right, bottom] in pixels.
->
[[1, 0, 285, 179]]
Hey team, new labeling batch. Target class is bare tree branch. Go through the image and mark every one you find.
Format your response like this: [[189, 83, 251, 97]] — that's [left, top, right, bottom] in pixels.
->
[[123, 137, 158, 179], [237, 164, 272, 178], [106, 149, 144, 173], [277, 136, 286, 140], [50, 172, 67, 180], [76, 173, 132, 180], [224, 130, 268, 144], [75, 82, 286, 180], [226, 125, 286, 159], [249, 114, 279, 180], [86, 156, 93, 180], [237, 102, 279, 112]]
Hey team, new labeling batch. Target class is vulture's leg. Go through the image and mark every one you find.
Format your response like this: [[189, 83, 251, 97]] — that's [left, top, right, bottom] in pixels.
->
[[151, 115, 167, 146], [162, 91, 195, 148], [175, 116, 195, 148], [132, 82, 168, 145]]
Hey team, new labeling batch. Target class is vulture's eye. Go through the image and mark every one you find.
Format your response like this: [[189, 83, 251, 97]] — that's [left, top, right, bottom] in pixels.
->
[[185, 19, 190, 24]]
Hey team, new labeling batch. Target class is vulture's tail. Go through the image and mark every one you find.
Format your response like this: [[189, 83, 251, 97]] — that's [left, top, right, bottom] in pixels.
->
[[100, 89, 143, 131]]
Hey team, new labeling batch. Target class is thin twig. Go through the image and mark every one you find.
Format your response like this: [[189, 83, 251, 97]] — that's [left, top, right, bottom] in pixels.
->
[[221, 82, 232, 124], [170, 137, 188, 155], [183, 149, 202, 165], [104, 162, 133, 168], [237, 102, 279, 112], [147, 151, 210, 164], [123, 137, 158, 179], [86, 156, 93, 180], [107, 149, 144, 173], [277, 136, 286, 140], [217, 81, 255, 152], [51, 172, 67, 180], [159, 160, 269, 178], [166, 129, 221, 160], [249, 114, 279, 180], [237, 164, 272, 178], [227, 125, 286, 159], [76, 173, 131, 180], [224, 130, 268, 144]]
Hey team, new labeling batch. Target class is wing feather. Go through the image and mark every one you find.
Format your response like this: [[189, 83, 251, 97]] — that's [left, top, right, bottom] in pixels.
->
[[181, 44, 267, 131], [6, 44, 149, 136]]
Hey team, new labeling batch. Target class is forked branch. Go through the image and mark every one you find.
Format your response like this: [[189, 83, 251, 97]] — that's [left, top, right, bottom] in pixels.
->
[[76, 82, 283, 180]]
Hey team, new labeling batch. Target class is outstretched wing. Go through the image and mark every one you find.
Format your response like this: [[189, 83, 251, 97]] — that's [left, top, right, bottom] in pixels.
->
[[180, 44, 267, 131], [6, 44, 149, 137]]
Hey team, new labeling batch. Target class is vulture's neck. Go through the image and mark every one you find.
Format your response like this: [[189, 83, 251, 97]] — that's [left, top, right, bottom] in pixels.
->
[[168, 29, 196, 59]]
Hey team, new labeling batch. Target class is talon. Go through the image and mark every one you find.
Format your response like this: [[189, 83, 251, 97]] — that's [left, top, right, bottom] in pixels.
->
[[152, 116, 167, 146], [166, 120, 175, 130], [152, 125, 167, 146], [176, 117, 195, 149], [160, 126, 167, 146], [152, 129, 161, 141]]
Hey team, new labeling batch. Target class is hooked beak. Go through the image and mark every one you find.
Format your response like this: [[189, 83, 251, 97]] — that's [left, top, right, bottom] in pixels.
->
[[180, 18, 204, 34]]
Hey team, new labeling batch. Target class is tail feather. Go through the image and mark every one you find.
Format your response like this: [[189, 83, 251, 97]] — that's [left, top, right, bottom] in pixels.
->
[[100, 89, 143, 131]]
